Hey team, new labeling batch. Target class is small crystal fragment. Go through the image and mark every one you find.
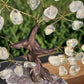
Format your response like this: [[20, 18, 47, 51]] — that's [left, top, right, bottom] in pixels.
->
[[76, 6, 84, 18], [14, 65, 23, 77], [43, 6, 58, 19], [68, 57, 77, 66], [48, 55, 60, 66], [59, 66, 68, 76], [69, 1, 83, 12], [72, 20, 83, 30], [0, 47, 9, 60], [69, 66, 80, 76], [27, 0, 40, 10], [81, 45, 84, 51], [76, 52, 84, 60], [10, 9, 23, 25], [0, 16, 4, 30], [66, 39, 78, 48], [65, 46, 73, 56], [0, 69, 12, 79], [24, 61, 36, 68], [44, 25, 55, 35]]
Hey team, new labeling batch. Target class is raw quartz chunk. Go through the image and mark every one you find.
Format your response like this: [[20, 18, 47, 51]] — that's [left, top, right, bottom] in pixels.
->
[[64, 46, 73, 56], [69, 66, 80, 76], [27, 0, 40, 10], [58, 54, 67, 64], [0, 69, 12, 79], [10, 9, 23, 25], [81, 45, 84, 51], [44, 25, 55, 35], [66, 39, 78, 48], [72, 20, 83, 30], [48, 55, 60, 66], [24, 61, 36, 68], [68, 57, 77, 66], [76, 6, 84, 18], [0, 47, 9, 60], [43, 6, 58, 19], [69, 1, 83, 12], [14, 65, 23, 77], [0, 16, 4, 30], [59, 66, 68, 76], [76, 52, 84, 60]]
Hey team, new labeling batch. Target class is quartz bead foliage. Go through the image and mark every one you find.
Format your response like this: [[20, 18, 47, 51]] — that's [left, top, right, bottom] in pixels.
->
[[72, 20, 83, 30], [43, 6, 58, 19], [0, 16, 4, 30], [27, 0, 40, 10], [10, 9, 23, 25], [0, 47, 9, 60], [44, 25, 55, 35], [69, 1, 83, 12]]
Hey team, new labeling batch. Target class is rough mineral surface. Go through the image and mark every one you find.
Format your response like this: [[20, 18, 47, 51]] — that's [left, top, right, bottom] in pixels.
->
[[4, 64, 67, 84]]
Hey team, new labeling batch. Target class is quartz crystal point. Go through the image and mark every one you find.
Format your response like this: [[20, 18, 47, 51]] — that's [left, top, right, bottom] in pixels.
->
[[69, 1, 83, 12], [66, 39, 78, 48], [43, 6, 58, 19], [72, 20, 83, 30], [0, 16, 4, 30], [0, 47, 9, 60], [14, 65, 23, 77], [76, 6, 84, 18], [68, 57, 77, 66], [59, 66, 68, 76], [48, 56, 60, 66], [44, 25, 55, 35], [10, 9, 23, 25], [69, 66, 80, 76], [27, 0, 40, 10]]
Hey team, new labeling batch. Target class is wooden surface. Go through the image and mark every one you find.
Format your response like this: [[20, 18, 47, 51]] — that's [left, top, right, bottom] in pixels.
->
[[42, 61, 84, 84]]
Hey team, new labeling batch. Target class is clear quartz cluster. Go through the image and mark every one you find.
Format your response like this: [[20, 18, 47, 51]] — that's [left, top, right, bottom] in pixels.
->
[[10, 9, 23, 25], [0, 47, 9, 60]]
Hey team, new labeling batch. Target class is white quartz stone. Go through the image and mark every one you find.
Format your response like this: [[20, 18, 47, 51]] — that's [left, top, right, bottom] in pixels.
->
[[69, 1, 83, 12], [44, 25, 55, 35], [0, 47, 9, 60], [27, 0, 40, 10], [65, 46, 73, 56], [14, 65, 23, 77], [72, 20, 83, 30], [10, 9, 23, 25], [76, 6, 84, 18], [48, 55, 60, 66], [24, 61, 36, 68], [43, 6, 58, 19], [69, 66, 80, 76], [68, 57, 77, 66], [59, 66, 68, 76], [0, 16, 4, 30]]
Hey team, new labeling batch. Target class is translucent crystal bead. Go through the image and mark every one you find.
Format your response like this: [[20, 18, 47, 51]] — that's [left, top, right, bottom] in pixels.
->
[[48, 55, 60, 66], [0, 47, 9, 60], [64, 46, 73, 56], [72, 20, 83, 30], [24, 61, 36, 68], [69, 66, 80, 76], [27, 0, 40, 10], [76, 6, 84, 18], [0, 16, 4, 30], [68, 57, 77, 66], [69, 1, 83, 12], [10, 9, 23, 25], [59, 66, 68, 76], [43, 6, 58, 19], [14, 65, 23, 77], [44, 25, 55, 35], [66, 39, 78, 48], [76, 52, 84, 60]]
